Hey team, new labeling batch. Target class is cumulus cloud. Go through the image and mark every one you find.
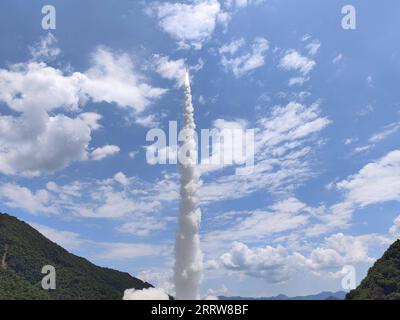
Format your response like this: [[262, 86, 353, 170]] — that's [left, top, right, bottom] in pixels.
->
[[279, 50, 316, 75], [220, 233, 390, 283], [123, 287, 169, 300], [83, 48, 167, 113], [0, 111, 91, 176], [220, 37, 269, 77], [4, 48, 153, 113], [149, 0, 227, 49], [0, 44, 166, 176], [221, 242, 306, 283], [0, 62, 83, 112]]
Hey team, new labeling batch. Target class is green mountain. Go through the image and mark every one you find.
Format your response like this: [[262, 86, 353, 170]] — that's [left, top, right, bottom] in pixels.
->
[[0, 212, 152, 300], [346, 240, 400, 300]]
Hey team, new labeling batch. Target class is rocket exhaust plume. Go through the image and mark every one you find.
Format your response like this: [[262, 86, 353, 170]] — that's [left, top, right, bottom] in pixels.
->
[[174, 68, 203, 300]]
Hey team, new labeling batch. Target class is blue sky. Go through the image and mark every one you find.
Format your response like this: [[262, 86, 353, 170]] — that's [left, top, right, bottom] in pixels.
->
[[1, 0, 400, 298]]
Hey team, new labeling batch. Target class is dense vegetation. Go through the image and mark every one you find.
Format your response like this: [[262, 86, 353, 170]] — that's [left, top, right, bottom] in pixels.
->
[[0, 213, 152, 300], [346, 240, 400, 300]]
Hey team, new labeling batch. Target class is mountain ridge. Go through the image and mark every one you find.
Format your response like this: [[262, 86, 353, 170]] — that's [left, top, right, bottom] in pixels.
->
[[219, 291, 346, 300]]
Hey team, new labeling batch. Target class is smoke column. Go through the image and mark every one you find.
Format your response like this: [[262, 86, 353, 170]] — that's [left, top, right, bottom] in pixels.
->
[[174, 69, 203, 300]]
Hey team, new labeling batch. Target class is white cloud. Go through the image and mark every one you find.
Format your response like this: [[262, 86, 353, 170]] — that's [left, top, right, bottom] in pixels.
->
[[0, 112, 92, 176], [288, 76, 309, 86], [366, 75, 374, 88], [351, 122, 400, 154], [220, 37, 269, 77], [153, 54, 186, 87], [369, 122, 400, 143], [29, 33, 61, 61], [305, 41, 321, 56], [138, 269, 174, 294], [0, 173, 178, 220], [123, 287, 169, 300], [336, 150, 400, 207], [135, 114, 160, 128], [0, 44, 166, 176], [114, 172, 129, 186], [389, 215, 400, 237], [353, 145, 373, 154], [206, 201, 309, 243], [78, 112, 103, 131], [83, 48, 166, 113], [0, 62, 83, 112], [30, 222, 167, 261], [221, 242, 306, 283], [96, 242, 166, 260], [344, 137, 358, 145], [29, 222, 85, 250], [279, 50, 316, 75], [149, 0, 227, 49], [0, 183, 56, 214], [333, 53, 343, 64], [91, 145, 120, 161], [116, 217, 167, 236], [224, 0, 265, 9], [200, 102, 330, 203], [205, 259, 219, 270], [129, 151, 139, 159], [198, 118, 251, 174], [219, 38, 245, 55], [220, 233, 389, 283]]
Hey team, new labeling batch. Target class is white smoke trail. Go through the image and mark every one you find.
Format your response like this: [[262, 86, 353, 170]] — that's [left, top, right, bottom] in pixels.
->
[[174, 69, 203, 300]]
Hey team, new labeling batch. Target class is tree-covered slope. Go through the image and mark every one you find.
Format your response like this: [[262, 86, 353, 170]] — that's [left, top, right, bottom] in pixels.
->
[[0, 268, 51, 300], [346, 240, 400, 300], [0, 212, 152, 300]]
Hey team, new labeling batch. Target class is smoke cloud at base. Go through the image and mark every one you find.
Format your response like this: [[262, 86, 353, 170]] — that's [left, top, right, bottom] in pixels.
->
[[123, 287, 169, 300]]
